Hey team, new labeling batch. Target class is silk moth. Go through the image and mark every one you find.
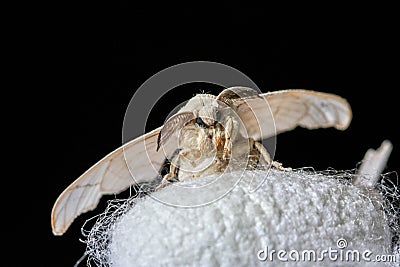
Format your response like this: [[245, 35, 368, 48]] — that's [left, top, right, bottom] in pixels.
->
[[51, 87, 352, 235]]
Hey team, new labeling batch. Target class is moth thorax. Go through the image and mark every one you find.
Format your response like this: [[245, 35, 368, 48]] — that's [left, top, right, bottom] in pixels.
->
[[178, 125, 216, 156]]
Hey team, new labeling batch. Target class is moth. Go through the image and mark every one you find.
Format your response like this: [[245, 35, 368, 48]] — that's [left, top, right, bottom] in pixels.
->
[[51, 87, 352, 235]]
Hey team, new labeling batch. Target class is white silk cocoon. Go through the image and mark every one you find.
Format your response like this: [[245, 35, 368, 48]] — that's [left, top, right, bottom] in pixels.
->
[[103, 169, 398, 267]]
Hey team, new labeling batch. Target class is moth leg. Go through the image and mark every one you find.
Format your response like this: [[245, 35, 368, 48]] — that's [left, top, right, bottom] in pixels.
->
[[156, 154, 180, 190], [253, 140, 292, 171], [223, 117, 233, 160]]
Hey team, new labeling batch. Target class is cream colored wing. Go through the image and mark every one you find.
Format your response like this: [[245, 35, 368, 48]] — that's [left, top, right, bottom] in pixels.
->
[[235, 89, 352, 140], [51, 127, 173, 235]]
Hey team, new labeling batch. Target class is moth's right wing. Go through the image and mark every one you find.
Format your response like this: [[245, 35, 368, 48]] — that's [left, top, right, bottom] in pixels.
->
[[231, 89, 352, 140], [51, 126, 174, 235]]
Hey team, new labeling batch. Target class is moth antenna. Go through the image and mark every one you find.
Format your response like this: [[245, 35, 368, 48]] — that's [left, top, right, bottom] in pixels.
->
[[156, 130, 162, 151]]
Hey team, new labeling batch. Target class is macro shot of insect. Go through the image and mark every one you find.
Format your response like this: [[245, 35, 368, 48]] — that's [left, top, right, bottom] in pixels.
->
[[51, 87, 352, 236]]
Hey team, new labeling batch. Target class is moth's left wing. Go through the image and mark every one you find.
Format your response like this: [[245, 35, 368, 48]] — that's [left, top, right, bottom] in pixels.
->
[[234, 89, 352, 140], [51, 126, 174, 235]]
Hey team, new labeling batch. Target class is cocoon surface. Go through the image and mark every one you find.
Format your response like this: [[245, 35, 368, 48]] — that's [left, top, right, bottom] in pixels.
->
[[105, 169, 397, 266]]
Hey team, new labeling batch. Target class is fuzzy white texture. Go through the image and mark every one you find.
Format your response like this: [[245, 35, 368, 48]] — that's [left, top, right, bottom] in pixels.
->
[[110, 169, 394, 267]]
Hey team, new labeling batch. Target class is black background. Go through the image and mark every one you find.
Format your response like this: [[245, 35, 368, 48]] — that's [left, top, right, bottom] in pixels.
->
[[35, 3, 399, 267]]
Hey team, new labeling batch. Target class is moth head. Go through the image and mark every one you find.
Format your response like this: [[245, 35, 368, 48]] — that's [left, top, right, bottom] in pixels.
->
[[157, 110, 219, 152], [157, 95, 223, 151], [196, 103, 219, 127]]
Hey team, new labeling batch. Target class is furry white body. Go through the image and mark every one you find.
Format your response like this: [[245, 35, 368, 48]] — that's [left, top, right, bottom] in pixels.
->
[[160, 93, 275, 184]]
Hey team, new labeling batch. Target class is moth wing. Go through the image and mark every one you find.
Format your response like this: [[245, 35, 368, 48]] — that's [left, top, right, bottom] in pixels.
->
[[217, 86, 260, 106], [235, 89, 352, 140], [51, 127, 173, 235]]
